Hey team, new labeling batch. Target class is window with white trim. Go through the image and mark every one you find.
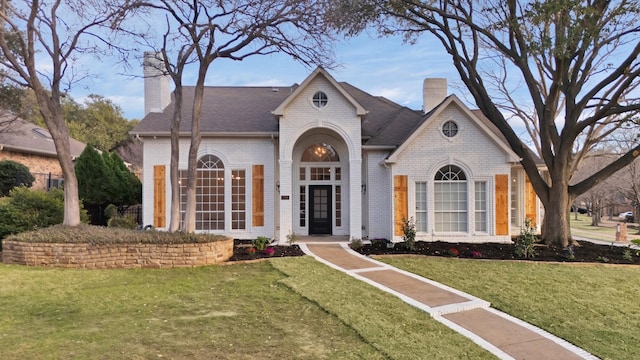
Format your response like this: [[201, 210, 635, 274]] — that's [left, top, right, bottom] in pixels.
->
[[312, 91, 328, 108], [415, 182, 427, 232], [434, 165, 468, 232], [179, 155, 225, 231], [475, 181, 487, 232], [231, 170, 246, 230]]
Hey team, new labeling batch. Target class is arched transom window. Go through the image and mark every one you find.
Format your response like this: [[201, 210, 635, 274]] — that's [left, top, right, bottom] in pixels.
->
[[434, 165, 468, 232], [301, 143, 340, 162]]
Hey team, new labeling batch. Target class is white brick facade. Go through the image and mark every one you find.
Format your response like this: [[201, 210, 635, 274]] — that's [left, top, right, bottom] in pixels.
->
[[141, 136, 277, 239], [137, 67, 539, 244], [388, 102, 516, 243]]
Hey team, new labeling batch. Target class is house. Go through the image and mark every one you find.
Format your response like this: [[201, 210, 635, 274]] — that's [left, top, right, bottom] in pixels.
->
[[133, 56, 543, 243], [0, 114, 86, 190]]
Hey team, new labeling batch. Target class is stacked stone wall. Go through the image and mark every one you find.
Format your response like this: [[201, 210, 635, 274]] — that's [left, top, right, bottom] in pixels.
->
[[1, 238, 234, 268]]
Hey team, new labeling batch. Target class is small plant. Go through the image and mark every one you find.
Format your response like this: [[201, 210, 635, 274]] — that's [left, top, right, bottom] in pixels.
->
[[349, 237, 363, 250], [515, 218, 537, 259], [596, 255, 610, 263], [471, 250, 482, 258], [245, 246, 256, 256], [401, 217, 416, 250], [622, 247, 633, 261], [104, 204, 118, 220], [286, 230, 297, 245], [448, 248, 460, 257], [560, 245, 575, 261], [264, 247, 275, 256], [253, 236, 270, 251]]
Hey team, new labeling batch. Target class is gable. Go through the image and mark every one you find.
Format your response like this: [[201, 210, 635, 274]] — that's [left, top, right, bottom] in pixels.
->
[[272, 67, 367, 118], [386, 96, 520, 164]]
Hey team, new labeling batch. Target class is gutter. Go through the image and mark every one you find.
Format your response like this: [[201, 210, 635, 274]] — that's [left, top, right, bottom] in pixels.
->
[[130, 131, 280, 138]]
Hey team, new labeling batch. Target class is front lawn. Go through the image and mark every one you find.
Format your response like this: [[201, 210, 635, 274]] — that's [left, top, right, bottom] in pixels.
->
[[0, 259, 492, 359], [379, 256, 640, 360]]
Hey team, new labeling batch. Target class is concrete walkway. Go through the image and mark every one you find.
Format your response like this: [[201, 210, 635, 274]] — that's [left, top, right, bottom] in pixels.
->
[[299, 242, 599, 360]]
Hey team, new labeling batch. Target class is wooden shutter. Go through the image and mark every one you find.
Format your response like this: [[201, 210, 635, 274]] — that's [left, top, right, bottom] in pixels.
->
[[153, 165, 166, 228], [495, 174, 509, 235], [252, 165, 264, 227], [394, 175, 408, 236], [525, 176, 537, 227]]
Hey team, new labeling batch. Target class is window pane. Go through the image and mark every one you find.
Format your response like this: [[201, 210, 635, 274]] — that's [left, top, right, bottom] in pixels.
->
[[475, 181, 487, 232], [232, 170, 245, 230], [416, 182, 427, 232], [434, 165, 468, 232]]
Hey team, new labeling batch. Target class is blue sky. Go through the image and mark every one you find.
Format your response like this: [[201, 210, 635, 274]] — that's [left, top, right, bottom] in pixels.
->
[[69, 32, 470, 120]]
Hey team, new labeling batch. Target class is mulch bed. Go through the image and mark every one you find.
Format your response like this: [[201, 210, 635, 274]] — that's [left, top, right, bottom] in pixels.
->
[[228, 239, 305, 261], [227, 238, 639, 264], [354, 239, 640, 265]]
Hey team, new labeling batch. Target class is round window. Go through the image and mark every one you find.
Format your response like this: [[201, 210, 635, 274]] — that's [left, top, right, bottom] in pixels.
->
[[312, 91, 328, 108], [442, 120, 458, 138]]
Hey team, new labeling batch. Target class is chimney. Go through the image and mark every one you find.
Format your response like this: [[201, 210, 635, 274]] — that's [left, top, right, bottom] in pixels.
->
[[423, 78, 447, 113], [143, 52, 171, 117]]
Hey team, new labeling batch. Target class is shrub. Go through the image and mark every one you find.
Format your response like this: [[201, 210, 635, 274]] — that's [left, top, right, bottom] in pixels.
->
[[0, 187, 65, 240], [5, 224, 230, 245], [252, 236, 270, 251], [107, 214, 138, 229], [515, 218, 537, 259], [349, 237, 363, 250], [401, 217, 416, 250], [0, 160, 35, 196], [104, 204, 118, 220]]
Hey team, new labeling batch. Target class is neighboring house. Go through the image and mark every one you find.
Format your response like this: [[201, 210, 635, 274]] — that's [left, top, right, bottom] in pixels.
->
[[133, 58, 544, 243], [0, 114, 86, 190]]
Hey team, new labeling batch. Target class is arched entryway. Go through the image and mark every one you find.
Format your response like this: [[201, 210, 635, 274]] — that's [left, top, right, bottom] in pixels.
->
[[292, 132, 350, 236]]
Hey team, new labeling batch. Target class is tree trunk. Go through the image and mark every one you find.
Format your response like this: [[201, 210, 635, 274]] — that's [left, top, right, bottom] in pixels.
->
[[540, 184, 574, 249], [168, 87, 183, 232], [183, 68, 207, 233], [37, 93, 81, 226]]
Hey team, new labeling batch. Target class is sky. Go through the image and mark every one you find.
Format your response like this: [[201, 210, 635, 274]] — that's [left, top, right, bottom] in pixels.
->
[[68, 32, 470, 121]]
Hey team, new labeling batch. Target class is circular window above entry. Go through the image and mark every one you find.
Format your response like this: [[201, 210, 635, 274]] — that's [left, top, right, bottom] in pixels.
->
[[442, 120, 459, 138], [312, 91, 328, 108]]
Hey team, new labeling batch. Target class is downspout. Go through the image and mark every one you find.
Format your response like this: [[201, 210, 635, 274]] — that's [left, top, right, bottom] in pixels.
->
[[271, 133, 279, 241]]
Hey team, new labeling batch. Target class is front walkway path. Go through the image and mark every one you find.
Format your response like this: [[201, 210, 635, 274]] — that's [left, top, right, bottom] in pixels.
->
[[299, 242, 598, 360]]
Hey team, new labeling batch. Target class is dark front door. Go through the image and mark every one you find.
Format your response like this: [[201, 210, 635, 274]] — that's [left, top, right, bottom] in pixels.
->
[[309, 185, 332, 235]]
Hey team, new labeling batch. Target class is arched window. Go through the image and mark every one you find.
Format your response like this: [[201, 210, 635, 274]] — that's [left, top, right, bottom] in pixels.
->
[[434, 165, 468, 232], [180, 155, 225, 231], [301, 143, 339, 162], [197, 155, 225, 230]]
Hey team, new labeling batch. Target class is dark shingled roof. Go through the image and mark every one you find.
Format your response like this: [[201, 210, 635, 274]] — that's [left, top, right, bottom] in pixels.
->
[[133, 86, 296, 134], [0, 115, 86, 158], [132, 78, 539, 164], [132, 82, 425, 147]]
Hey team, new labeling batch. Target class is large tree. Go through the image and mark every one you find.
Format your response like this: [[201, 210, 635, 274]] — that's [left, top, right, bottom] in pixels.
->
[[135, 0, 335, 232], [0, 0, 133, 226], [333, 0, 640, 248]]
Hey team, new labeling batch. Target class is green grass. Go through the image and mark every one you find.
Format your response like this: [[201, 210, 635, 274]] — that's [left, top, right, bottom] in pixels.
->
[[0, 258, 493, 359], [271, 257, 494, 359], [570, 213, 640, 243], [0, 261, 380, 359], [378, 256, 640, 360]]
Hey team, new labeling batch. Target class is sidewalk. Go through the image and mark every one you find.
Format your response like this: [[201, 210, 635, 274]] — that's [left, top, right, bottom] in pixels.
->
[[299, 242, 598, 360]]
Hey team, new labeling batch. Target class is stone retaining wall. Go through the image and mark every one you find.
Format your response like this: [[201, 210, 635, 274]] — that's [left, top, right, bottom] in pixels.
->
[[1, 238, 234, 268]]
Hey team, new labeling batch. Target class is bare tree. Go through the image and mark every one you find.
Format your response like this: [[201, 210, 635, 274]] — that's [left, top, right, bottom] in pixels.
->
[[333, 0, 640, 248], [0, 0, 132, 225], [573, 153, 620, 227], [134, 0, 335, 232]]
